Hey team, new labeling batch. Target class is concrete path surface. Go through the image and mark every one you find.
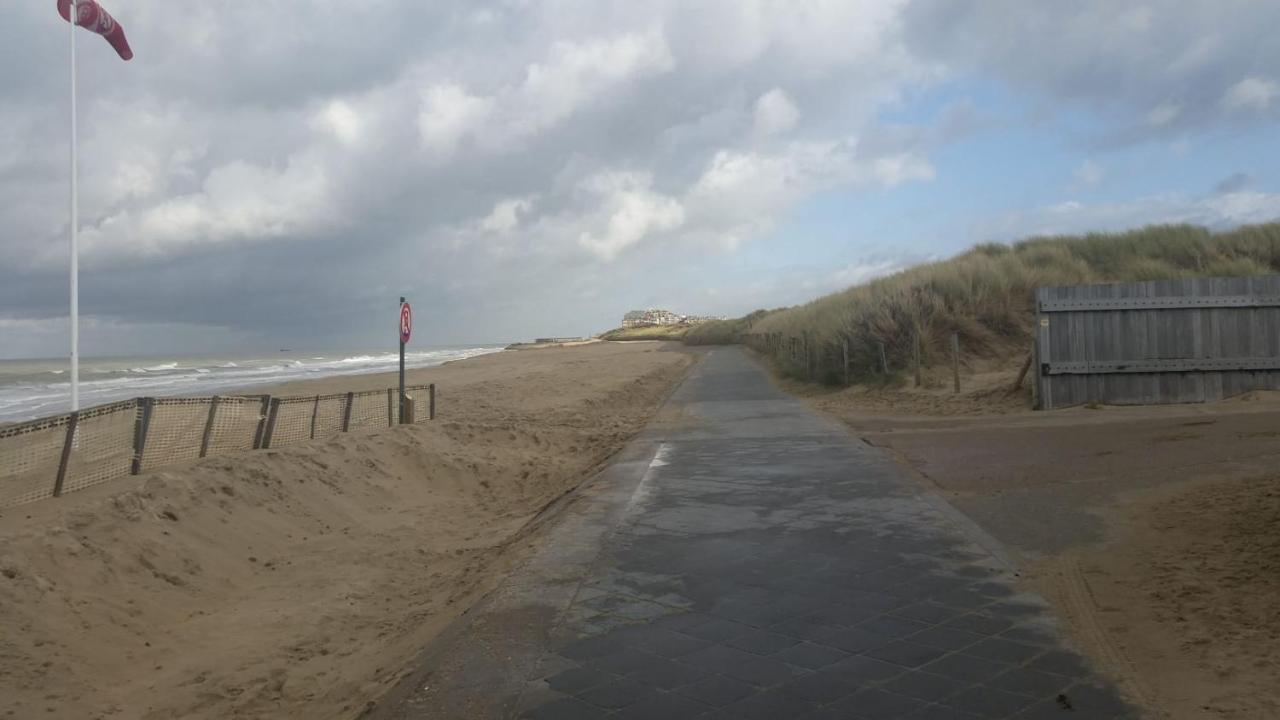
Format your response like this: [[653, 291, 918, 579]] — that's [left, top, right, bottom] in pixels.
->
[[375, 348, 1136, 720]]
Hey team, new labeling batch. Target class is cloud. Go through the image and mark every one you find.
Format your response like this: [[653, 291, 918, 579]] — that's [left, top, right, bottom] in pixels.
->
[[1145, 102, 1182, 128], [1222, 77, 1280, 113], [510, 30, 675, 139], [1214, 172, 1254, 195], [77, 154, 333, 262], [903, 1, 1280, 139], [3, 1, 1279, 357], [974, 190, 1280, 242], [479, 197, 533, 234], [417, 83, 493, 156], [752, 88, 801, 137], [1073, 159, 1104, 187], [576, 172, 685, 260], [314, 100, 362, 144]]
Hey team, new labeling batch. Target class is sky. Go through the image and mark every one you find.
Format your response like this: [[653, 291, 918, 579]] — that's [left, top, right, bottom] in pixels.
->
[[3, 1, 1280, 358]]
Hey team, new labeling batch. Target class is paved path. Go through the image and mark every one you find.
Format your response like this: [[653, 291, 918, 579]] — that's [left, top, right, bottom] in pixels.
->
[[378, 348, 1136, 720]]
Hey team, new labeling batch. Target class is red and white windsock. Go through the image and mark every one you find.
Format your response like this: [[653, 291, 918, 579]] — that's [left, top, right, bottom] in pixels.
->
[[57, 0, 132, 61]]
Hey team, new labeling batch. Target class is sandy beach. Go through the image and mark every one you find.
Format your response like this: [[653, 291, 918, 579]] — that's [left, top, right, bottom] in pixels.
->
[[794, 362, 1280, 719], [0, 342, 696, 720]]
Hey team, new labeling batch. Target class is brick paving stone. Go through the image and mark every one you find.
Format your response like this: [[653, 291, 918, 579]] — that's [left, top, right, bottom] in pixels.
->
[[544, 667, 616, 695], [942, 685, 1040, 718], [673, 674, 757, 707], [776, 642, 850, 670], [832, 688, 929, 719], [575, 677, 649, 710], [863, 641, 950, 669], [881, 670, 968, 703], [725, 628, 802, 655]]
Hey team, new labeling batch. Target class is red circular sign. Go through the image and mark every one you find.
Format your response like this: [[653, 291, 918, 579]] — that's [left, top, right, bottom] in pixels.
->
[[400, 302, 412, 344]]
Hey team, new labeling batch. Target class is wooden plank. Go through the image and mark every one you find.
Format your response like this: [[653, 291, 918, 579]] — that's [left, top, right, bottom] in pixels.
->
[[132, 398, 154, 474], [341, 391, 354, 432], [1045, 357, 1280, 374], [1039, 293, 1280, 312], [53, 412, 79, 497], [261, 399, 281, 449], [198, 396, 220, 458], [951, 332, 960, 394]]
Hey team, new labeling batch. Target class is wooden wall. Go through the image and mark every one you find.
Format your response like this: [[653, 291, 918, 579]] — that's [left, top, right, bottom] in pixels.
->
[[1034, 275, 1280, 409]]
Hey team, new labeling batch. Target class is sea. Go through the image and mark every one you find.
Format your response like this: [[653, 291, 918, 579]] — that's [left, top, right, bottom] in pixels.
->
[[0, 345, 506, 424]]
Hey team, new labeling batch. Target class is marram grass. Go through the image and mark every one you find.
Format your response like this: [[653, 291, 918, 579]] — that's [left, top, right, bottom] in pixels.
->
[[702, 222, 1280, 383]]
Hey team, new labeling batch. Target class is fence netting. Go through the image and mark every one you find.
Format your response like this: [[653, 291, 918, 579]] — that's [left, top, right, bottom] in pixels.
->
[[140, 398, 211, 471], [0, 414, 72, 508], [266, 398, 315, 448], [348, 389, 393, 431], [62, 400, 138, 495], [205, 396, 267, 456], [406, 384, 434, 424], [0, 383, 433, 510], [313, 395, 347, 440]]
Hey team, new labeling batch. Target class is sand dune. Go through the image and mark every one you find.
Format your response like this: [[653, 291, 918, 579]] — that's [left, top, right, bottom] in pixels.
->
[[0, 342, 695, 720]]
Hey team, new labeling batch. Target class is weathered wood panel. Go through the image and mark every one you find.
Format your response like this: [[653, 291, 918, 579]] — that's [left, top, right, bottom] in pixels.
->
[[1034, 275, 1280, 408]]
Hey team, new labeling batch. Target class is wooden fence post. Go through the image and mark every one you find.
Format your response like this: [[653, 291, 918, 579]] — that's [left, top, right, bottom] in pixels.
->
[[913, 332, 922, 387], [132, 398, 154, 474], [1009, 350, 1034, 395], [951, 332, 961, 394], [806, 333, 814, 381], [309, 395, 320, 439], [879, 342, 888, 375], [842, 338, 850, 386], [251, 395, 271, 449], [341, 392, 354, 432], [429, 384, 436, 420], [198, 396, 220, 458], [53, 411, 79, 497], [387, 388, 394, 427], [261, 398, 281, 449]]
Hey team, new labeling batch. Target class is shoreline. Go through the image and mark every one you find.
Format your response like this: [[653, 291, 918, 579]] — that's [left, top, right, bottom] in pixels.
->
[[0, 346, 508, 425]]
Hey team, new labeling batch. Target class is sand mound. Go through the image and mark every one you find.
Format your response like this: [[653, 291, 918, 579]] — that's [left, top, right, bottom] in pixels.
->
[[0, 343, 694, 719]]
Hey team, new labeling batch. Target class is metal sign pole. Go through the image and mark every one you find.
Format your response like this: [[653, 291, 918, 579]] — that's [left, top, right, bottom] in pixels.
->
[[69, 0, 80, 412], [398, 296, 406, 424]]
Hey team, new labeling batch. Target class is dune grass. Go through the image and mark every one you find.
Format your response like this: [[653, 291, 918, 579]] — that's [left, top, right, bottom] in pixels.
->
[[683, 310, 773, 345], [600, 324, 691, 341], [715, 222, 1280, 383]]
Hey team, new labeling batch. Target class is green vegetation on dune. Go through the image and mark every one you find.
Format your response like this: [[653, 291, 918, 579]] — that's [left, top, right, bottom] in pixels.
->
[[700, 222, 1280, 383], [683, 310, 773, 345], [600, 325, 691, 341]]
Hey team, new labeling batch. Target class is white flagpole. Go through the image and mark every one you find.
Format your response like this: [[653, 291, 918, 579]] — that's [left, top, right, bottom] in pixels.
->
[[69, 0, 80, 411]]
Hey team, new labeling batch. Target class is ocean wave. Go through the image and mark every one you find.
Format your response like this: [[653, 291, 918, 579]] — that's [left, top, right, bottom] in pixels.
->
[[0, 346, 507, 423]]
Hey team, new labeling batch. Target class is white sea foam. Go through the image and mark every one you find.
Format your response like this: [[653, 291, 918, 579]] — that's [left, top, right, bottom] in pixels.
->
[[0, 346, 505, 423]]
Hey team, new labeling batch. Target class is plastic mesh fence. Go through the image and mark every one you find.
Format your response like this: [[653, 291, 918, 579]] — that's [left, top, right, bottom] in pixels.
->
[[2, 381, 437, 508], [347, 390, 392, 431], [62, 400, 139, 495], [407, 384, 435, 424], [140, 398, 211, 471], [204, 396, 267, 457], [0, 413, 72, 508], [312, 395, 347, 440], [266, 398, 315, 448]]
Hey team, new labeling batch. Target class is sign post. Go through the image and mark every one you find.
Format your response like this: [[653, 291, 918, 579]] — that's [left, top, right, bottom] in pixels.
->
[[399, 297, 412, 423]]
